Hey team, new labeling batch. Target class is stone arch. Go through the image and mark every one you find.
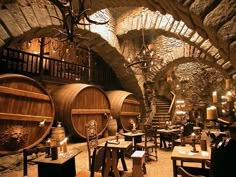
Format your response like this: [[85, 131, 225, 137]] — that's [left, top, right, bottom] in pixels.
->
[[0, 1, 144, 98], [0, 0, 235, 102], [116, 9, 236, 80], [152, 56, 228, 103], [150, 43, 234, 80], [84, 0, 236, 65]]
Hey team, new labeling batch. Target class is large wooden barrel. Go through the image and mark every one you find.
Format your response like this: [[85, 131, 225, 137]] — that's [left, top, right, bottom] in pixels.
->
[[0, 74, 54, 155], [105, 90, 141, 132], [51, 83, 110, 139]]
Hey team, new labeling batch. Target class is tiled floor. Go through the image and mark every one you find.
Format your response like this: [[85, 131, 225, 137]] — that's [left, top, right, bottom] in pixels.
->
[[0, 136, 175, 177], [0, 130, 212, 177]]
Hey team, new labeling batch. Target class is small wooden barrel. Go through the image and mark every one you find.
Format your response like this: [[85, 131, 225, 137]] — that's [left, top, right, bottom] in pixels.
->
[[105, 90, 141, 132], [0, 74, 54, 155], [51, 83, 110, 139], [107, 119, 118, 136], [50, 127, 66, 145]]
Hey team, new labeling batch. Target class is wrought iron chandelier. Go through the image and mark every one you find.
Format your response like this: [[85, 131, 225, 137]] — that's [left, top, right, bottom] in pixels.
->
[[123, 20, 155, 75], [50, 0, 108, 42]]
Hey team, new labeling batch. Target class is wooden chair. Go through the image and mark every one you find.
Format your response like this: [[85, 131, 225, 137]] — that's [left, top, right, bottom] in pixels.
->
[[135, 124, 158, 161], [177, 157, 211, 177], [177, 167, 205, 177], [172, 122, 198, 149], [85, 120, 107, 173], [76, 141, 108, 177], [85, 120, 99, 171], [23, 146, 48, 177]]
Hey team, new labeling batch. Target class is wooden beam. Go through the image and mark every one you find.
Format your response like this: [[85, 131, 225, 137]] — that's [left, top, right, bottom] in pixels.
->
[[0, 86, 50, 101], [0, 112, 53, 122], [120, 112, 140, 116], [123, 99, 140, 105], [72, 109, 110, 115]]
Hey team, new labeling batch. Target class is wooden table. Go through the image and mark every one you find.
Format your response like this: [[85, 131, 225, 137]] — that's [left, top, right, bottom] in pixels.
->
[[32, 149, 81, 177], [157, 128, 181, 149], [98, 139, 132, 177], [157, 127, 201, 149], [171, 145, 211, 177], [122, 131, 144, 149]]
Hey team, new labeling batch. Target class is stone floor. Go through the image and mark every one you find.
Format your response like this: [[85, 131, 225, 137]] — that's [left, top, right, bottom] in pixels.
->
[[0, 133, 211, 177]]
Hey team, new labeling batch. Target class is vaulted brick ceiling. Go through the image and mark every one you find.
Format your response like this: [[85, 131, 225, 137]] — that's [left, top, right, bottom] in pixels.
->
[[0, 0, 235, 99]]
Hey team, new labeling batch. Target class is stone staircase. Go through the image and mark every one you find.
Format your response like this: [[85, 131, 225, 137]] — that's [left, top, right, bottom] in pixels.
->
[[152, 97, 171, 128]]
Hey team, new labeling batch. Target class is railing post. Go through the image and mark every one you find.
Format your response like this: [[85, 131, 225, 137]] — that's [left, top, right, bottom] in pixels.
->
[[39, 37, 45, 76]]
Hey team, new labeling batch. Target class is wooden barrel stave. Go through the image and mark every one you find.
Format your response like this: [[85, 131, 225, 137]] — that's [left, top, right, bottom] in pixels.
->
[[0, 74, 54, 155], [106, 90, 141, 132], [51, 83, 110, 139]]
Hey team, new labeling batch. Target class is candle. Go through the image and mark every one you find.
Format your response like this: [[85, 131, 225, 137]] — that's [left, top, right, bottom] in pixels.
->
[[226, 79, 231, 90], [46, 138, 51, 147], [206, 106, 217, 120], [45, 138, 51, 155], [191, 132, 196, 139], [226, 91, 233, 102], [59, 141, 63, 152], [212, 91, 217, 103], [63, 138, 68, 153], [116, 133, 119, 142], [132, 123, 136, 130]]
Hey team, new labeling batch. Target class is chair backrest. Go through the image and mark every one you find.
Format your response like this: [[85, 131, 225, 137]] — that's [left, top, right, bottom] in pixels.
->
[[90, 147, 97, 177], [85, 120, 98, 171], [177, 167, 205, 177], [210, 138, 236, 177], [90, 141, 108, 177], [144, 124, 158, 146], [182, 122, 194, 137], [23, 146, 47, 177]]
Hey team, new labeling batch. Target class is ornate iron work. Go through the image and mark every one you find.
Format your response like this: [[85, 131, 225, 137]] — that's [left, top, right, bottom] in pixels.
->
[[49, 0, 108, 42]]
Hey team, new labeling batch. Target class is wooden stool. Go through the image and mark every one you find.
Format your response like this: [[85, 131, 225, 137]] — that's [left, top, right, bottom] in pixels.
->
[[131, 150, 146, 177]]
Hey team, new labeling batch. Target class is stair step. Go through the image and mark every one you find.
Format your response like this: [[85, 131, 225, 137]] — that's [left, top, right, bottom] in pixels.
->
[[157, 110, 169, 113], [156, 104, 170, 107], [153, 118, 170, 121], [153, 96, 172, 128], [158, 107, 169, 110], [154, 114, 170, 117]]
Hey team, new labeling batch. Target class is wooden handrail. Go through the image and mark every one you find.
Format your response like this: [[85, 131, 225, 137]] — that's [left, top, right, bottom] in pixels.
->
[[168, 91, 176, 114], [168, 91, 176, 123], [0, 48, 118, 88]]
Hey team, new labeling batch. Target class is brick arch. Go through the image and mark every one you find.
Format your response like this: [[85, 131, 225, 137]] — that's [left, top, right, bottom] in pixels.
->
[[156, 57, 230, 81], [85, 0, 236, 67], [150, 43, 234, 80], [0, 1, 144, 98], [116, 9, 236, 80], [148, 42, 233, 81], [0, 0, 235, 101]]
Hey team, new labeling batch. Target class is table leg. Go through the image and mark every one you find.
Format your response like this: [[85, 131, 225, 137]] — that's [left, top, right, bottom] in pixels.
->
[[111, 149, 120, 177], [201, 162, 205, 169], [172, 159, 177, 177], [119, 150, 127, 171], [104, 149, 121, 177], [160, 135, 163, 148], [37, 157, 76, 177], [104, 150, 112, 177], [160, 134, 167, 148]]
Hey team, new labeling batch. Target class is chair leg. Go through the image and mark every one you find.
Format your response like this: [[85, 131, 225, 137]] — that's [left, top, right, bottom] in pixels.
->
[[155, 149, 158, 161], [143, 162, 146, 174]]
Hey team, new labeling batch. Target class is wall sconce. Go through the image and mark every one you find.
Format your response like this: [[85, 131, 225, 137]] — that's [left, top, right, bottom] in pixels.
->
[[26, 40, 31, 49]]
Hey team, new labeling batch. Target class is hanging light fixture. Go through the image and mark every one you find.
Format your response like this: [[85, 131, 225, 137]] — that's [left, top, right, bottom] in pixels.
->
[[49, 0, 108, 42], [123, 13, 155, 75]]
